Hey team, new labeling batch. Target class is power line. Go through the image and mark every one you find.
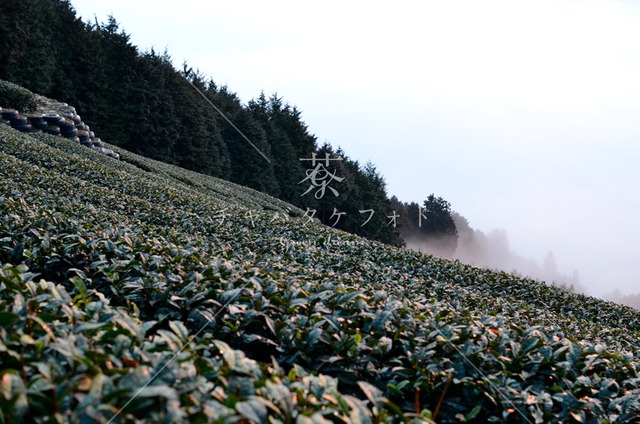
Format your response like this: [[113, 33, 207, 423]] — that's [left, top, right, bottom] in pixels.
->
[[186, 79, 271, 164]]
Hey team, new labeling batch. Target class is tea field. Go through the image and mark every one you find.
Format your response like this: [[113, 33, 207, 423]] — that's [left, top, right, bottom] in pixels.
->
[[1, 110, 640, 422]]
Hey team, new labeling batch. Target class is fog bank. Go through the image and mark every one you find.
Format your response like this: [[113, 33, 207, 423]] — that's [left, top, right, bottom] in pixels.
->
[[406, 211, 583, 293]]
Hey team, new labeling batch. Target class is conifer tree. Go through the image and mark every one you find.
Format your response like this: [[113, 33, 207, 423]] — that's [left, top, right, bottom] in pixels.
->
[[206, 84, 277, 193], [418, 194, 459, 257]]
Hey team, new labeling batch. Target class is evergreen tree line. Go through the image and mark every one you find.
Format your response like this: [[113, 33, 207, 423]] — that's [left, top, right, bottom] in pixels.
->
[[3, 0, 460, 247], [389, 195, 459, 257]]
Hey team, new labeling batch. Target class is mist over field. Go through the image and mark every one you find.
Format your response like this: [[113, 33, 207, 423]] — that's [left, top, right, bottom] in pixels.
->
[[404, 211, 583, 294]]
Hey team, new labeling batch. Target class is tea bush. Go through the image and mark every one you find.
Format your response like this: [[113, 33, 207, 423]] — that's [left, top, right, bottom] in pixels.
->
[[0, 80, 38, 112], [1, 124, 640, 423]]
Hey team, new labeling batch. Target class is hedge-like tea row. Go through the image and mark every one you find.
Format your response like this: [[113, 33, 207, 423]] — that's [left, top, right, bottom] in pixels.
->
[[1, 123, 640, 423]]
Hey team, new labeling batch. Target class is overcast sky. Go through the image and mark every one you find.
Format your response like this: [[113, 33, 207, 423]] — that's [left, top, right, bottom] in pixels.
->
[[70, 0, 640, 297]]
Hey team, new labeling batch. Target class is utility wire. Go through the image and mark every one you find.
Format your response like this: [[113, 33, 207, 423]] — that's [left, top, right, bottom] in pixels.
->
[[186, 79, 271, 164]]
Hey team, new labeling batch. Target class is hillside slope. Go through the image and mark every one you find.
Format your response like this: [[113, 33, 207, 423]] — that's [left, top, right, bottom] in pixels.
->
[[1, 102, 640, 422]]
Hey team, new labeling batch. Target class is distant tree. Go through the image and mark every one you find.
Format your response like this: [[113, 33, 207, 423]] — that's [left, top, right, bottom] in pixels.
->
[[0, 0, 59, 93], [486, 228, 510, 265], [173, 69, 230, 176], [203, 83, 278, 194], [88, 16, 143, 146], [451, 211, 486, 265], [351, 162, 403, 246], [603, 289, 640, 310], [543, 251, 559, 280], [248, 93, 311, 201], [394, 195, 458, 256], [404, 201, 422, 234], [0, 0, 89, 97], [129, 50, 181, 164], [389, 196, 412, 235], [417, 194, 458, 257]]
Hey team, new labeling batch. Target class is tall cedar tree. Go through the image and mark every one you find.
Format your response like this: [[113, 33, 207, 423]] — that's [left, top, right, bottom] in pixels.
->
[[419, 194, 459, 257], [202, 82, 278, 194], [248, 93, 301, 201]]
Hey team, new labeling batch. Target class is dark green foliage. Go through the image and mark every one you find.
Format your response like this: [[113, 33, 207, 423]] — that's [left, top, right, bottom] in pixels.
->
[[248, 92, 310, 202], [0, 0, 90, 107], [2, 125, 640, 422], [389, 196, 415, 235], [199, 80, 278, 193], [0, 80, 38, 111], [357, 162, 404, 246], [394, 195, 459, 257], [419, 194, 459, 256], [0, 0, 69, 94], [86, 17, 142, 146]]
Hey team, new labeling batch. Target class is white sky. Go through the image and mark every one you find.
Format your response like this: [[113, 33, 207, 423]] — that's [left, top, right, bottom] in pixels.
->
[[70, 0, 640, 297]]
